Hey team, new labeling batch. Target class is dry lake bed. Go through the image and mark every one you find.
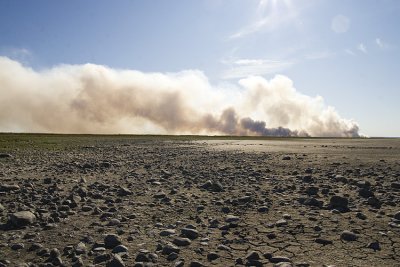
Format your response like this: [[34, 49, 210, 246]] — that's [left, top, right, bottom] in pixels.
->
[[0, 134, 399, 267]]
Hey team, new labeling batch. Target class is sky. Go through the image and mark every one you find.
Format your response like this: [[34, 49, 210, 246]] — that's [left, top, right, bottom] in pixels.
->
[[0, 0, 399, 137]]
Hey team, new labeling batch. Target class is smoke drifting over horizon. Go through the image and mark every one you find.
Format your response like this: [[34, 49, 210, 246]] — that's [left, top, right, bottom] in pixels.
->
[[0, 57, 360, 137]]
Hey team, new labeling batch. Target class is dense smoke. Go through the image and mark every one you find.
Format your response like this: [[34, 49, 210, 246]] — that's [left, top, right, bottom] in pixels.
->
[[0, 57, 360, 137]]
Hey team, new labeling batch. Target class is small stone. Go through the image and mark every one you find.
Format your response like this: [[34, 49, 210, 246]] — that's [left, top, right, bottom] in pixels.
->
[[75, 242, 86, 255], [10, 243, 24, 250], [282, 156, 291, 160], [276, 219, 288, 227], [207, 252, 219, 261], [391, 182, 400, 189], [189, 261, 204, 267], [246, 251, 260, 261], [160, 229, 175, 236], [161, 243, 180, 255], [181, 228, 199, 239], [10, 211, 36, 227], [112, 245, 129, 254], [167, 252, 179, 261], [356, 212, 367, 220], [329, 195, 349, 212], [340, 230, 358, 241], [367, 241, 381, 251], [315, 238, 333, 245], [257, 206, 269, 213], [94, 253, 111, 264], [49, 248, 61, 258], [0, 153, 11, 158], [104, 234, 122, 249], [225, 215, 239, 223], [106, 254, 125, 267], [270, 256, 291, 263], [394, 211, 400, 220], [173, 237, 191, 246]]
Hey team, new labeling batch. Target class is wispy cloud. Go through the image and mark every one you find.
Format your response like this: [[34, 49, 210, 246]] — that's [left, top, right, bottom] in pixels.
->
[[357, 43, 367, 54], [331, 14, 350, 33], [221, 58, 295, 79], [230, 0, 299, 39], [375, 38, 394, 50], [0, 47, 32, 64], [345, 49, 355, 56]]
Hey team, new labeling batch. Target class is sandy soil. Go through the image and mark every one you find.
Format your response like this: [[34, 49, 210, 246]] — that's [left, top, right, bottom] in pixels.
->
[[0, 135, 399, 267]]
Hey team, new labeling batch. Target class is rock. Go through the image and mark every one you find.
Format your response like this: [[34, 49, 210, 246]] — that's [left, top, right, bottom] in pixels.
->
[[225, 215, 239, 223], [276, 219, 288, 227], [173, 237, 191, 246], [305, 186, 319, 195], [315, 238, 333, 245], [1, 184, 20, 192], [329, 195, 349, 212], [394, 211, 400, 220], [356, 212, 367, 220], [181, 228, 199, 239], [167, 252, 179, 261], [270, 256, 291, 263], [257, 206, 269, 213], [94, 253, 111, 264], [282, 156, 291, 160], [10, 243, 24, 250], [340, 230, 358, 241], [158, 228, 173, 237], [118, 187, 132, 196], [189, 261, 205, 267], [391, 182, 400, 189], [201, 180, 224, 192], [0, 153, 11, 158], [75, 242, 86, 255], [104, 234, 122, 249], [246, 251, 260, 261], [10, 211, 36, 227], [106, 254, 125, 267], [112, 245, 129, 254], [207, 252, 219, 261], [367, 241, 381, 251], [303, 197, 323, 208], [367, 197, 381, 208], [161, 242, 180, 255], [358, 188, 374, 198], [49, 248, 61, 258]]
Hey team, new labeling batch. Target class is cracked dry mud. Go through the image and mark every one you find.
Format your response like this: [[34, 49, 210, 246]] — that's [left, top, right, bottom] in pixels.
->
[[0, 135, 399, 267]]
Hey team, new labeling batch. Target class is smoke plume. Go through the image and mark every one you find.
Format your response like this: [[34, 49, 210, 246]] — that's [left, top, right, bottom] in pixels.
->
[[0, 57, 359, 137]]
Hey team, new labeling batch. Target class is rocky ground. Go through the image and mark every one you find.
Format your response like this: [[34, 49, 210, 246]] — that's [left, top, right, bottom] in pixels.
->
[[0, 134, 399, 267]]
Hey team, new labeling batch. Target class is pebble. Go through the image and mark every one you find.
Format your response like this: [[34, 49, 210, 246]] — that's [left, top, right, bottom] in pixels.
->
[[10, 211, 36, 227], [340, 230, 358, 241], [106, 254, 125, 267], [181, 228, 199, 239], [173, 237, 191, 246], [104, 234, 122, 249]]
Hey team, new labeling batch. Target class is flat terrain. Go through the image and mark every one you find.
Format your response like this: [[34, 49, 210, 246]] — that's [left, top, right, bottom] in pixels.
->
[[0, 134, 399, 267]]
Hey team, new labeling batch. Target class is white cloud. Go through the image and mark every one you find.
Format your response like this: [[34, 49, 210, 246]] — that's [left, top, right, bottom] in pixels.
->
[[331, 14, 350, 33], [221, 58, 295, 79], [357, 43, 367, 54]]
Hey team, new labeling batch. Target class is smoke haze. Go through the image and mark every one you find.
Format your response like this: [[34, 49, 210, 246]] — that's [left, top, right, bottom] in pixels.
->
[[0, 57, 359, 137]]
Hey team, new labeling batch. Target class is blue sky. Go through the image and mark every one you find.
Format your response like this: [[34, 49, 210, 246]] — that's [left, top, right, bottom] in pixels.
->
[[1, 0, 399, 136]]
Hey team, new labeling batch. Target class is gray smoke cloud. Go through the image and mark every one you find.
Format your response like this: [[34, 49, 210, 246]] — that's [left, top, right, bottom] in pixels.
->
[[0, 57, 360, 137]]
